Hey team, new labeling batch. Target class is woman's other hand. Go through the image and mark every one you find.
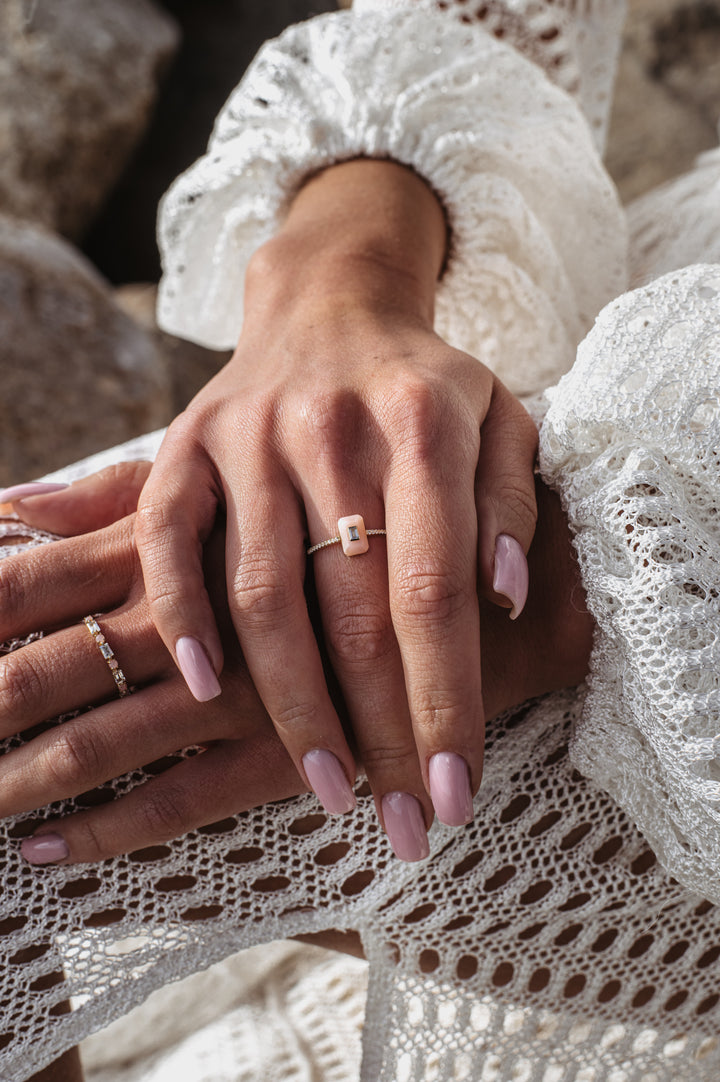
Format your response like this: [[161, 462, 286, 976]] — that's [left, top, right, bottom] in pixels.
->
[[0, 461, 152, 534], [0, 509, 308, 863], [135, 159, 539, 851]]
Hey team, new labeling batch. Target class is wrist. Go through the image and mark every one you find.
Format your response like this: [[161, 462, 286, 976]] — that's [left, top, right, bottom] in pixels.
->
[[244, 159, 447, 329]]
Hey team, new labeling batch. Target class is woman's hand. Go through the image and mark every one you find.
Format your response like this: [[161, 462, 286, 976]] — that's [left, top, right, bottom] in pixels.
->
[[0, 467, 592, 864], [0, 496, 309, 863], [135, 159, 539, 836]]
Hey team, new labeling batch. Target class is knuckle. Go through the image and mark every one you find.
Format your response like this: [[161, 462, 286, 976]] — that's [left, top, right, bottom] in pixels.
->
[[296, 389, 362, 458], [489, 480, 538, 541], [393, 567, 468, 627], [0, 650, 44, 719], [383, 376, 474, 471], [231, 558, 294, 626], [327, 608, 395, 667], [144, 579, 186, 623], [43, 727, 105, 793], [384, 376, 440, 451], [134, 498, 177, 546], [412, 691, 475, 735], [72, 817, 110, 863], [135, 787, 188, 843], [0, 562, 24, 626], [359, 740, 418, 775], [271, 698, 319, 733]]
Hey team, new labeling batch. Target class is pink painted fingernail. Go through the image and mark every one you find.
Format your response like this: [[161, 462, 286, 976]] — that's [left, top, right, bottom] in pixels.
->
[[493, 534, 529, 620], [381, 792, 429, 862], [21, 833, 69, 865], [175, 636, 221, 702], [428, 752, 474, 826], [0, 482, 69, 503], [302, 749, 356, 815]]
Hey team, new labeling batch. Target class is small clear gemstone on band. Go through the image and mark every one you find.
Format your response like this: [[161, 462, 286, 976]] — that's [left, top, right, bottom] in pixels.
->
[[348, 525, 360, 542], [83, 615, 131, 698]]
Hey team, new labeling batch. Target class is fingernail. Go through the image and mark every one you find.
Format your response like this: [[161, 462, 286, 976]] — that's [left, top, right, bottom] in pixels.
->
[[175, 636, 221, 701], [302, 749, 356, 815], [381, 792, 429, 862], [493, 534, 529, 620], [428, 752, 474, 826], [21, 833, 69, 865], [0, 482, 69, 503]]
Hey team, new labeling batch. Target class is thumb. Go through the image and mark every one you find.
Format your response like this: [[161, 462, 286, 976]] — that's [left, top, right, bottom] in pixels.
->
[[475, 380, 538, 619], [0, 461, 152, 535]]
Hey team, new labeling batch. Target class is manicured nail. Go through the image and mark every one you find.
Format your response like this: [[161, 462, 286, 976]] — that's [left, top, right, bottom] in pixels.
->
[[21, 833, 69, 865], [381, 792, 429, 862], [302, 749, 356, 815], [175, 636, 221, 701], [0, 482, 69, 503], [428, 752, 474, 826], [493, 534, 529, 620]]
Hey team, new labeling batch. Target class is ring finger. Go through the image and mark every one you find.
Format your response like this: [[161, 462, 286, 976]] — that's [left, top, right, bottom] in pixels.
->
[[0, 603, 173, 739]]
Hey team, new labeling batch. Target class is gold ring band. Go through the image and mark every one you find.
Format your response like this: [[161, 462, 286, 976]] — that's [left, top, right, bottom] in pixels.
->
[[83, 615, 130, 698], [307, 514, 387, 557]]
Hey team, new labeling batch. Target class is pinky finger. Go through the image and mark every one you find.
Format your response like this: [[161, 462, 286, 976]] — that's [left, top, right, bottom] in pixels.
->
[[20, 734, 305, 865]]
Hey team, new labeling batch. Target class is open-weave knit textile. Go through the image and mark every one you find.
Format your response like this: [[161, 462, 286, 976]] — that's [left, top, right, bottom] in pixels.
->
[[156, 4, 627, 395], [4, 272, 720, 1081], [541, 264, 720, 907]]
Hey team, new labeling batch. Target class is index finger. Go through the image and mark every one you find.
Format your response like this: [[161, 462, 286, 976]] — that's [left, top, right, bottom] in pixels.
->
[[135, 448, 224, 700], [386, 430, 482, 826]]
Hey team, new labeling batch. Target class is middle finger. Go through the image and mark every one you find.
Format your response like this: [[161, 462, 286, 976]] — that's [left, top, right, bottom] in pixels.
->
[[308, 493, 432, 862]]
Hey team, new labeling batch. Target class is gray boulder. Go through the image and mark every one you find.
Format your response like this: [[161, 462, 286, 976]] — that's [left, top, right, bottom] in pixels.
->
[[114, 283, 231, 416], [0, 216, 172, 486], [0, 0, 178, 239]]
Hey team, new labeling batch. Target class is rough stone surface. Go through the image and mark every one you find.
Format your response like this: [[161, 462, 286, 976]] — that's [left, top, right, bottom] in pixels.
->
[[0, 0, 179, 240], [83, 0, 338, 283], [606, 0, 720, 201], [114, 284, 232, 413], [0, 217, 172, 487]]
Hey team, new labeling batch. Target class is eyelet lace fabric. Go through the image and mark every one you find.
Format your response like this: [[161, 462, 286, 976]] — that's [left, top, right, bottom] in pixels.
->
[[156, 5, 627, 396], [352, 0, 628, 151]]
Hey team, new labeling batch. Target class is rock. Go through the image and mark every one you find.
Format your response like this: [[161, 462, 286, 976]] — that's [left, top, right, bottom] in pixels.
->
[[606, 0, 720, 202], [0, 216, 172, 487], [82, 0, 338, 283], [114, 283, 232, 413], [0, 0, 179, 240], [652, 1, 720, 127]]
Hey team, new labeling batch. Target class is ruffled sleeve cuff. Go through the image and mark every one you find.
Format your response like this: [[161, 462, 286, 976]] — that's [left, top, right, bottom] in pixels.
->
[[156, 7, 626, 395], [539, 264, 720, 902]]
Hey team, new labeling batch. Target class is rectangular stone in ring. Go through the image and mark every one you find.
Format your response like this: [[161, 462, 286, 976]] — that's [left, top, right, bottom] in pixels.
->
[[338, 514, 369, 556]]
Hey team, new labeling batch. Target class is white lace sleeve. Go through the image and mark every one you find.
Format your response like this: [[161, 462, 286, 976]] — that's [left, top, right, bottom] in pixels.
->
[[539, 264, 720, 903], [353, 0, 628, 152], [157, 7, 627, 396]]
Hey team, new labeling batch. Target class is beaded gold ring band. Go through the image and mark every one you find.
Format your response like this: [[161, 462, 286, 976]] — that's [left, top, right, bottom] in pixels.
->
[[83, 615, 131, 698], [307, 514, 387, 557]]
